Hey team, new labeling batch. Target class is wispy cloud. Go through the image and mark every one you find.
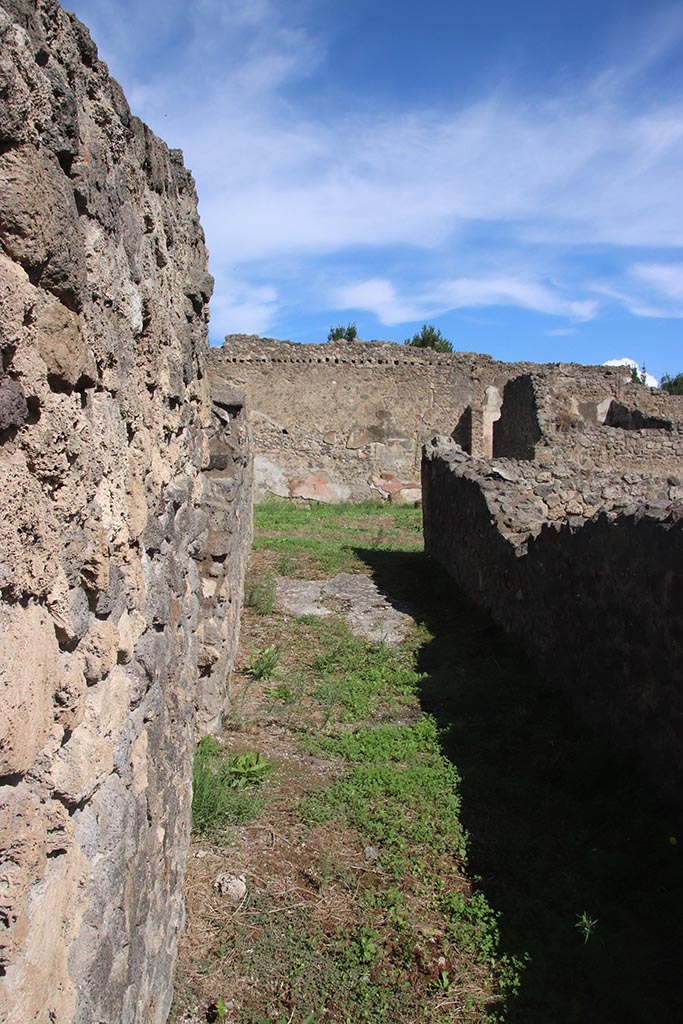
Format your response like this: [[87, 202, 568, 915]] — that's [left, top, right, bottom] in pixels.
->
[[70, 0, 683, 353], [591, 262, 683, 319], [332, 279, 431, 325], [209, 279, 279, 335], [334, 274, 598, 326], [631, 262, 683, 301]]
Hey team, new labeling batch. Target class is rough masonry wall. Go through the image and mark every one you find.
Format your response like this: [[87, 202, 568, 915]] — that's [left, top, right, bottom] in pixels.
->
[[0, 3, 250, 1022], [422, 437, 683, 799], [211, 335, 637, 503]]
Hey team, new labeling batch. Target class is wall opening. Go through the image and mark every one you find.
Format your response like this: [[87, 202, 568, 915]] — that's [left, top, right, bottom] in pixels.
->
[[603, 401, 672, 431], [493, 376, 541, 460]]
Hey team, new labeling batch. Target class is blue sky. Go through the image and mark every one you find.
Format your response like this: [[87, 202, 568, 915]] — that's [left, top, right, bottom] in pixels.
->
[[67, 0, 683, 379]]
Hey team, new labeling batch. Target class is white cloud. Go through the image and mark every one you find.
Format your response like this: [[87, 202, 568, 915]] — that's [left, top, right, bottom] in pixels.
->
[[89, 0, 683, 280], [436, 277, 598, 321], [603, 357, 659, 388], [591, 269, 683, 319], [631, 263, 683, 302], [332, 279, 434, 325], [333, 274, 598, 326], [70, 0, 683, 342], [209, 280, 279, 336]]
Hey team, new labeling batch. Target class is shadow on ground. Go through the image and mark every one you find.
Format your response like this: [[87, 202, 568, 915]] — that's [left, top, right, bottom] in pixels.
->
[[355, 546, 683, 1024]]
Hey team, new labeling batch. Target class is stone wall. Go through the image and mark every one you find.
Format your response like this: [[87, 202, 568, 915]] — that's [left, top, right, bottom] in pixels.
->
[[210, 334, 511, 503], [422, 436, 683, 799], [211, 335, 647, 503], [0, 3, 251, 1022]]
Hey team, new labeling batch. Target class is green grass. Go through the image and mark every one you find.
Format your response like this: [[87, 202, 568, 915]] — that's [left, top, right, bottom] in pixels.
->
[[254, 497, 421, 533], [244, 570, 277, 614], [247, 644, 280, 680], [290, 614, 505, 1018], [179, 501, 510, 1022], [300, 748, 467, 867], [180, 501, 683, 1024], [306, 716, 441, 763], [191, 737, 272, 839], [307, 627, 422, 723], [251, 498, 423, 577]]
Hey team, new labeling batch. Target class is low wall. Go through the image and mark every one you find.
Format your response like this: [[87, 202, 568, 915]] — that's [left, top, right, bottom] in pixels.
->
[[422, 438, 683, 799]]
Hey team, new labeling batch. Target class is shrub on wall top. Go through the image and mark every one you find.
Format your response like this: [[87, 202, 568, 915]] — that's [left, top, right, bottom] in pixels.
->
[[328, 322, 358, 342], [404, 324, 453, 353], [661, 372, 683, 395]]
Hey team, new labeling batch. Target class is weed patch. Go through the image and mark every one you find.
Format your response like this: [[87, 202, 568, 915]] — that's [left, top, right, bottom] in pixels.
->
[[309, 628, 422, 722], [247, 644, 279, 680], [191, 738, 272, 840], [245, 570, 276, 615], [300, 754, 467, 865], [307, 716, 441, 762]]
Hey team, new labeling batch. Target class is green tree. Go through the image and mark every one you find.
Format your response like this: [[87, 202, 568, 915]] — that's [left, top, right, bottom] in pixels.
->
[[404, 324, 453, 353], [661, 371, 683, 395], [328, 322, 358, 342]]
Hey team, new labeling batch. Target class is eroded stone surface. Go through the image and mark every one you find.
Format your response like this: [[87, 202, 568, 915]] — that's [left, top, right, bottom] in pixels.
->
[[0, 3, 251, 1021]]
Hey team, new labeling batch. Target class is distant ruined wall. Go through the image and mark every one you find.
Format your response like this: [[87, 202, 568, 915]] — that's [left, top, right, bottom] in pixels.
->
[[422, 437, 683, 799], [0, 3, 250, 1023], [211, 335, 644, 503]]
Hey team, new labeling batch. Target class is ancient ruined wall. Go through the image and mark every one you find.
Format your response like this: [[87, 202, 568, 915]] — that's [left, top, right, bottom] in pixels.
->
[[422, 437, 683, 798], [211, 335, 633, 503], [0, 3, 250, 1022], [196, 386, 251, 733], [210, 335, 505, 502], [529, 372, 683, 475]]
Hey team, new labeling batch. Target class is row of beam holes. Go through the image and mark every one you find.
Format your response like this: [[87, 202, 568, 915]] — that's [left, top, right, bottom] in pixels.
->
[[228, 357, 432, 367]]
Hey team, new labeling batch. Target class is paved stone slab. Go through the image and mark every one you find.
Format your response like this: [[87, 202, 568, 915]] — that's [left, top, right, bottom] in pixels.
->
[[276, 573, 414, 645]]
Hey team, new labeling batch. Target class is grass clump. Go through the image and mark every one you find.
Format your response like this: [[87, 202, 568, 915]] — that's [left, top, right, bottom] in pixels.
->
[[266, 682, 297, 704], [192, 737, 272, 839], [308, 716, 441, 763], [247, 644, 279, 680], [310, 629, 422, 721], [245, 570, 276, 615]]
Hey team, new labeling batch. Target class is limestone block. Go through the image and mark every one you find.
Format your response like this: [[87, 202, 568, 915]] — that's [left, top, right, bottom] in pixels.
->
[[391, 486, 422, 505], [1, 832, 89, 1024], [126, 473, 148, 539], [347, 429, 372, 449], [0, 603, 60, 775], [0, 144, 86, 308], [51, 667, 131, 804], [53, 653, 87, 732], [34, 303, 96, 388], [79, 618, 120, 682], [0, 451, 61, 600]]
